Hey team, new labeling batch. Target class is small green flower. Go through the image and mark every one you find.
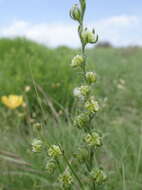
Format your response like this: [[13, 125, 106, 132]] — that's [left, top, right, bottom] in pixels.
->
[[73, 112, 90, 129], [81, 28, 98, 45], [70, 4, 81, 22], [48, 145, 62, 158], [71, 55, 84, 68], [85, 97, 99, 113], [58, 169, 73, 188], [90, 168, 107, 184], [45, 159, 56, 174], [73, 85, 90, 100], [31, 139, 42, 153], [84, 132, 102, 147], [86, 72, 96, 84]]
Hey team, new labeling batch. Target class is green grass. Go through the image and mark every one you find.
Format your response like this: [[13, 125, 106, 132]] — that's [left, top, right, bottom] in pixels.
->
[[0, 38, 142, 189]]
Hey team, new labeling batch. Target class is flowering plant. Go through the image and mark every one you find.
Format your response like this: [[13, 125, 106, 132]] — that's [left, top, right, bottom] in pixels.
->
[[1, 95, 23, 109], [31, 0, 107, 189]]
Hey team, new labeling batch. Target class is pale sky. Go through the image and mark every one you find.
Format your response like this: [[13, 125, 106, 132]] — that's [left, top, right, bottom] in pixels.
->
[[0, 0, 142, 47]]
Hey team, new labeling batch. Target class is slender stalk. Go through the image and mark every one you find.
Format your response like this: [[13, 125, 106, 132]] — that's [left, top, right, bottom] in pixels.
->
[[92, 182, 96, 190], [63, 154, 85, 190], [78, 3, 87, 82], [89, 147, 94, 170], [77, 1, 97, 189], [55, 158, 62, 173]]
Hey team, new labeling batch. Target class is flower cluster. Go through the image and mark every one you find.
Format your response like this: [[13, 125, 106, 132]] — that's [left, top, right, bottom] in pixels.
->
[[73, 85, 90, 100], [84, 132, 102, 147], [81, 28, 98, 45], [48, 145, 63, 158], [85, 97, 99, 113], [58, 169, 73, 188], [73, 112, 90, 129], [71, 55, 84, 68], [90, 168, 107, 184], [86, 72, 96, 84]]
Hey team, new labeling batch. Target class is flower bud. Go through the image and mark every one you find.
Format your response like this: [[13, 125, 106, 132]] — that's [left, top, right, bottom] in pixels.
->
[[84, 132, 102, 147], [25, 85, 31, 92], [70, 4, 81, 22], [32, 139, 42, 152], [48, 145, 62, 158], [81, 28, 98, 45], [86, 72, 96, 84], [85, 97, 99, 113], [71, 55, 84, 68], [90, 168, 107, 184]]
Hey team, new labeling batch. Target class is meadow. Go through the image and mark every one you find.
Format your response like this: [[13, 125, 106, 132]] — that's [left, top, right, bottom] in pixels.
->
[[0, 38, 142, 190]]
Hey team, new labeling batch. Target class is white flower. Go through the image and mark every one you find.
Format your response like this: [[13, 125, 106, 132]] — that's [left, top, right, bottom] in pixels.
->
[[73, 87, 83, 99]]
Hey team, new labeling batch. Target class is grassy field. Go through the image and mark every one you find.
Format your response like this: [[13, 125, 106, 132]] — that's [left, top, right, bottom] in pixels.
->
[[0, 38, 142, 189]]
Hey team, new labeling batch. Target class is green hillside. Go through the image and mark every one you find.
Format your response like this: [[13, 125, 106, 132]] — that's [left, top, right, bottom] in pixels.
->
[[0, 38, 141, 110]]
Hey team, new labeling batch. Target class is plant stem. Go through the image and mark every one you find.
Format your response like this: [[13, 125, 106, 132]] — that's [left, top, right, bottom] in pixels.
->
[[78, 3, 87, 82], [89, 147, 94, 170], [63, 154, 85, 190], [92, 182, 96, 190], [56, 158, 62, 173]]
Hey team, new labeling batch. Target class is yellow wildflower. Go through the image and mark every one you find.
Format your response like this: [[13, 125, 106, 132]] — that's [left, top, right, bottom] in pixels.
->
[[1, 95, 24, 109]]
